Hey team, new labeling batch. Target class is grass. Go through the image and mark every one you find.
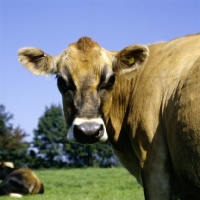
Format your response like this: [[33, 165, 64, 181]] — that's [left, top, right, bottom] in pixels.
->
[[2, 167, 144, 200]]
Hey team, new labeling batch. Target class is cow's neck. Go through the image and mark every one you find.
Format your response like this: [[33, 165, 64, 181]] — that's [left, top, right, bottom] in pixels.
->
[[105, 75, 143, 184], [106, 75, 136, 144]]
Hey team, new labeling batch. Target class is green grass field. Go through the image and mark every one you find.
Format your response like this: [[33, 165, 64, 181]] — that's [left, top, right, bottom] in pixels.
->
[[2, 168, 144, 200]]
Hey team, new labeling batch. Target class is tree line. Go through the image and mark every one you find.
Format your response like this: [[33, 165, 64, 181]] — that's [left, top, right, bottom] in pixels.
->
[[0, 104, 119, 168]]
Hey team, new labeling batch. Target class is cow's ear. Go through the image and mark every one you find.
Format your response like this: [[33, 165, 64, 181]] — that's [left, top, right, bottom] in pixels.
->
[[112, 45, 149, 80], [18, 47, 59, 75]]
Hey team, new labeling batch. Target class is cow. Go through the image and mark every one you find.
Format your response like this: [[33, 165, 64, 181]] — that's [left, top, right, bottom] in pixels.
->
[[0, 162, 44, 197], [18, 34, 200, 199]]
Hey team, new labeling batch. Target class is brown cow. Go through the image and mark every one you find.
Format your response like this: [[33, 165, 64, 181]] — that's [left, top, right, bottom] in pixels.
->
[[18, 34, 200, 199], [0, 162, 44, 197]]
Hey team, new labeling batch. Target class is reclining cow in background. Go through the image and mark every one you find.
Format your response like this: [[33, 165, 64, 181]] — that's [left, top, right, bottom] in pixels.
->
[[0, 162, 44, 197], [18, 33, 200, 199]]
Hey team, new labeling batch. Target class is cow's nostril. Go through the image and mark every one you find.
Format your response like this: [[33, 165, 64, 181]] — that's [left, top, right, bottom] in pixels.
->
[[74, 123, 103, 136], [95, 124, 103, 139], [74, 123, 104, 144], [74, 124, 86, 135]]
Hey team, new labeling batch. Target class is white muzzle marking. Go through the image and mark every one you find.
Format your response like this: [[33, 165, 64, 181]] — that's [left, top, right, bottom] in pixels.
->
[[67, 118, 108, 143]]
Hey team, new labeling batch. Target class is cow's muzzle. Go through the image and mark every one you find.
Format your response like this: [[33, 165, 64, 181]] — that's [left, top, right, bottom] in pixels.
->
[[74, 122, 103, 144], [67, 118, 108, 144]]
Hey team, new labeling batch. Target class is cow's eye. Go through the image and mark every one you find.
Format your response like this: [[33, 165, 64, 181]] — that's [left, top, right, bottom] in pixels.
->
[[107, 74, 116, 87], [56, 75, 74, 93], [100, 73, 115, 90], [57, 76, 68, 92]]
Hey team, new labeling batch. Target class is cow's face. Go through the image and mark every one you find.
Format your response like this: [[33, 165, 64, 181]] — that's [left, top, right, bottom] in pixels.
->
[[18, 37, 149, 144], [0, 162, 6, 179], [0, 162, 14, 179]]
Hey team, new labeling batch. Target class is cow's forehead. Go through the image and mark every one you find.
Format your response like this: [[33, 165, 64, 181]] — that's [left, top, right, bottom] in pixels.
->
[[58, 37, 113, 82]]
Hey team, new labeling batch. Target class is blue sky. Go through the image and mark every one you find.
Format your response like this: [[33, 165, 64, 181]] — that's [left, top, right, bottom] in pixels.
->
[[0, 0, 200, 141]]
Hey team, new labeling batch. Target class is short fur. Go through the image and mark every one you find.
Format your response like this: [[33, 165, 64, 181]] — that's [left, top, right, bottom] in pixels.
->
[[18, 34, 200, 199]]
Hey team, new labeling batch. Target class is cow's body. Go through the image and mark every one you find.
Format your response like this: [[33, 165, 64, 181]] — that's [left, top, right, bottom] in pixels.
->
[[18, 34, 200, 199], [0, 162, 44, 197], [110, 34, 200, 199]]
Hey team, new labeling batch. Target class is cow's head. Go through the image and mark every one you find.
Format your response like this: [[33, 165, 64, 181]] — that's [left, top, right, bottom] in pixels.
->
[[0, 162, 14, 180], [18, 37, 149, 144]]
